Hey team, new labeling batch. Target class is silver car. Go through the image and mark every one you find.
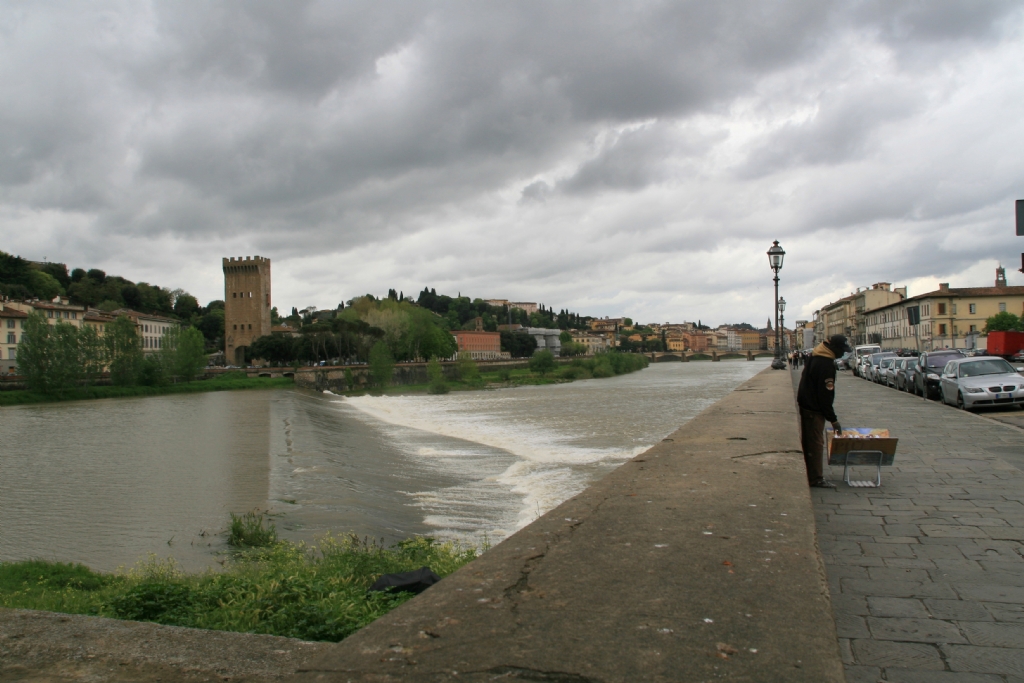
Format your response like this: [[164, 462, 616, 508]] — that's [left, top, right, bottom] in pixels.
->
[[885, 357, 910, 388], [865, 352, 897, 383], [939, 357, 1024, 410], [896, 357, 918, 392], [877, 357, 898, 385]]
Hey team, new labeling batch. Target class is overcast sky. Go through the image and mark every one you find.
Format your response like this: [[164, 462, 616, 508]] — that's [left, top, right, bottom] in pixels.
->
[[3, 1, 1023, 325]]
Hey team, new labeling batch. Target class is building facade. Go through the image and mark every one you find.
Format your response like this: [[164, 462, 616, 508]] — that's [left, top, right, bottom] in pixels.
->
[[814, 282, 907, 345], [569, 331, 609, 354], [862, 280, 1024, 352], [223, 256, 272, 366], [451, 330, 508, 360], [1, 306, 28, 374]]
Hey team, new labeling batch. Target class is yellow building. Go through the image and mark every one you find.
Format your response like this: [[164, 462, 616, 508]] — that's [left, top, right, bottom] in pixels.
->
[[863, 276, 1024, 352], [814, 282, 906, 345]]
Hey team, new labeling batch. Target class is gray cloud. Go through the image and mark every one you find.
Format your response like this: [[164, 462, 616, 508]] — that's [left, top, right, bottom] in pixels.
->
[[2, 1, 1023, 324]]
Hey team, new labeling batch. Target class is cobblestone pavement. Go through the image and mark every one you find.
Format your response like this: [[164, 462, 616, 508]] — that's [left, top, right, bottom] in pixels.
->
[[800, 369, 1024, 683]]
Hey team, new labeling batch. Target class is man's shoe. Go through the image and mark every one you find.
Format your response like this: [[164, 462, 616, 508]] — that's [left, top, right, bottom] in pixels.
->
[[810, 479, 836, 489]]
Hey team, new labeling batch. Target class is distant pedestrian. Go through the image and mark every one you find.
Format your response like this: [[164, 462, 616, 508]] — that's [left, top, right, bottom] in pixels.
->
[[797, 334, 852, 488]]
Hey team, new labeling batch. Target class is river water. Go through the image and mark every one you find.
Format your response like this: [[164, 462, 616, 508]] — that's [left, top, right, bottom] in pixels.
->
[[0, 360, 770, 571]]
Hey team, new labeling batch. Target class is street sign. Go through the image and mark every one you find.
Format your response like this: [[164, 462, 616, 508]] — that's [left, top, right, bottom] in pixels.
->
[[907, 306, 920, 326], [1018, 199, 1024, 236]]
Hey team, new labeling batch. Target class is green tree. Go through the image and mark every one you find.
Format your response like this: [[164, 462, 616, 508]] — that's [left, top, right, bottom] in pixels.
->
[[528, 349, 556, 376], [457, 352, 481, 385], [16, 313, 84, 397], [17, 312, 53, 394], [107, 315, 143, 386], [559, 330, 572, 344], [78, 324, 106, 384], [28, 269, 64, 300], [172, 293, 200, 319], [427, 356, 449, 394], [369, 341, 394, 389], [161, 326, 208, 382], [985, 312, 1023, 333]]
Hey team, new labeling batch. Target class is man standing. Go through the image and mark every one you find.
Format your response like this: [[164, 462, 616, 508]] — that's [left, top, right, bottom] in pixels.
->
[[797, 334, 852, 488]]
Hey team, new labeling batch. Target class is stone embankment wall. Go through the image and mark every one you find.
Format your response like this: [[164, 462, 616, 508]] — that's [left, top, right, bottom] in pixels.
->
[[291, 359, 537, 392], [291, 368, 844, 683]]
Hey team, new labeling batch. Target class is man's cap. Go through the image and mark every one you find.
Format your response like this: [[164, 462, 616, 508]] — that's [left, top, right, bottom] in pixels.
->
[[828, 334, 853, 354]]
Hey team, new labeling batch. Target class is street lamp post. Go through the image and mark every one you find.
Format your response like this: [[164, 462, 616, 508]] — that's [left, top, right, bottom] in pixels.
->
[[768, 240, 786, 370], [779, 297, 787, 363]]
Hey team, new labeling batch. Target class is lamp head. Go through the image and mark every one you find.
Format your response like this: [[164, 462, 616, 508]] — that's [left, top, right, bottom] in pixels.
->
[[767, 240, 785, 272], [778, 297, 786, 312]]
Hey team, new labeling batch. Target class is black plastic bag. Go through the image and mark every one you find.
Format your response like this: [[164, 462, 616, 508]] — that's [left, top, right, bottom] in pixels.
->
[[368, 566, 441, 595]]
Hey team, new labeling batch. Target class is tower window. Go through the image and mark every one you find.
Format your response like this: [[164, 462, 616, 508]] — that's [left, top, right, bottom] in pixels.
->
[[233, 324, 237, 330], [233, 293, 237, 298]]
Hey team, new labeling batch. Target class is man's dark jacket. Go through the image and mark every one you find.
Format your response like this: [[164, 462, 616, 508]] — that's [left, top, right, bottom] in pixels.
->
[[797, 342, 838, 422]]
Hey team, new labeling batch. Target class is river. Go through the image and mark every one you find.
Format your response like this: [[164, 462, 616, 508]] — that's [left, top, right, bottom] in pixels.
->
[[0, 359, 770, 571]]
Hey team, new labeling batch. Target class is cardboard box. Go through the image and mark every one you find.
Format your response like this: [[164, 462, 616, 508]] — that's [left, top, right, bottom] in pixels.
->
[[827, 427, 897, 466]]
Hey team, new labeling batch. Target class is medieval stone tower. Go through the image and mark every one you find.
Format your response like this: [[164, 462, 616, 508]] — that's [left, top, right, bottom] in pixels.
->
[[223, 256, 271, 365]]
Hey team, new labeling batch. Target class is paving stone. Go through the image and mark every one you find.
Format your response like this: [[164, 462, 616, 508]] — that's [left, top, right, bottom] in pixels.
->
[[850, 639, 945, 669], [843, 665, 883, 683], [836, 613, 871, 639], [867, 597, 929, 618], [961, 622, 1024, 648], [959, 586, 1024, 604], [866, 567, 931, 582], [866, 616, 967, 643], [985, 605, 1024, 623], [925, 599, 992, 621], [884, 671, 1003, 683], [921, 525, 990, 538], [841, 579, 957, 599], [885, 524, 924, 537], [945, 644, 1024, 676], [983, 528, 1024, 541], [884, 558, 937, 569], [886, 671, 1003, 683], [915, 544, 969, 560], [861, 543, 916, 558]]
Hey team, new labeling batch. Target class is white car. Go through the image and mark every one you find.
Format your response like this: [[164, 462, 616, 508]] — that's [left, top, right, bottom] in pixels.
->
[[939, 357, 1024, 411]]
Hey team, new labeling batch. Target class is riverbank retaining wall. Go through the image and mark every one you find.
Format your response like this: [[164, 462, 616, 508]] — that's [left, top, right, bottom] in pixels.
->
[[291, 358, 558, 392], [291, 367, 843, 683]]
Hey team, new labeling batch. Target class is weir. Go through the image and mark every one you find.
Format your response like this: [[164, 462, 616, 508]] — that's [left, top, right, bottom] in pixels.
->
[[290, 367, 843, 682]]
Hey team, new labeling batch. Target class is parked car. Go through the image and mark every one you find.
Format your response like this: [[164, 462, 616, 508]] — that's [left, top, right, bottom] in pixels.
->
[[884, 357, 911, 388], [877, 356, 898, 385], [852, 344, 882, 377], [939, 357, 1024, 410], [895, 357, 918, 392], [912, 349, 965, 399], [864, 352, 898, 383]]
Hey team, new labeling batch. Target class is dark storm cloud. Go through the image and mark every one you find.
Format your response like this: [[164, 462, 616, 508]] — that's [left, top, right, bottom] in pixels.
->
[[2, 1, 1023, 321]]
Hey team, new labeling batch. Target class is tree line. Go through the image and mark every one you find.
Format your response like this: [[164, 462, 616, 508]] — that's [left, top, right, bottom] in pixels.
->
[[18, 313, 207, 397], [0, 250, 226, 353], [248, 295, 550, 366]]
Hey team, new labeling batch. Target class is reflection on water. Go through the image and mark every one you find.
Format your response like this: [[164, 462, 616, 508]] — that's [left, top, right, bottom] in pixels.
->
[[0, 391, 271, 571], [0, 360, 769, 571]]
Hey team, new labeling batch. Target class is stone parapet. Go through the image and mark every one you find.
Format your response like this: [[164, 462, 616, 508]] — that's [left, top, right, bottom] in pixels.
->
[[290, 367, 844, 682]]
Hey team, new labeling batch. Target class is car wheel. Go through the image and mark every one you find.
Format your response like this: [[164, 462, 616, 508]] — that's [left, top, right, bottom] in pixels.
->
[[956, 391, 970, 411]]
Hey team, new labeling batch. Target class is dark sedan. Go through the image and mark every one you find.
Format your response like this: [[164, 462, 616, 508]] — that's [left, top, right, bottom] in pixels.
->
[[913, 349, 965, 399]]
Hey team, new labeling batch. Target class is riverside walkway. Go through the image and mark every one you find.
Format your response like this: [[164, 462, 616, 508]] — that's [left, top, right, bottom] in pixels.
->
[[809, 370, 1024, 682]]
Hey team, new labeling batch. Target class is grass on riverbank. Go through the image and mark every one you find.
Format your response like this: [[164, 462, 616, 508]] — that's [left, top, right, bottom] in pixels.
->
[[0, 374, 294, 407], [0, 533, 478, 642]]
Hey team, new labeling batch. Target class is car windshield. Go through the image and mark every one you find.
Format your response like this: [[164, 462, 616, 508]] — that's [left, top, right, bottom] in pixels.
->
[[926, 354, 961, 368], [958, 359, 1017, 377]]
